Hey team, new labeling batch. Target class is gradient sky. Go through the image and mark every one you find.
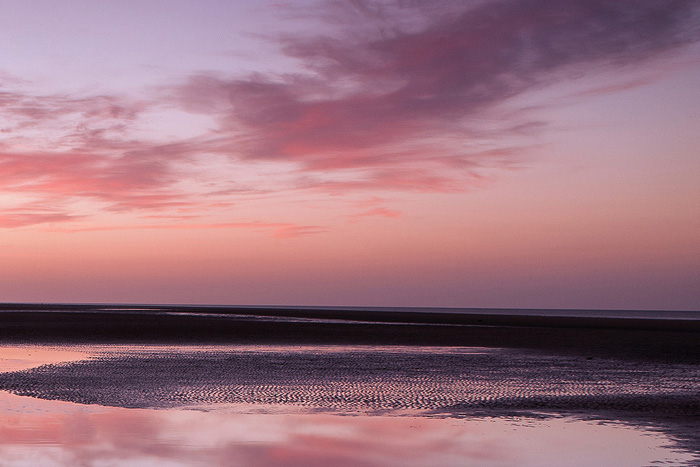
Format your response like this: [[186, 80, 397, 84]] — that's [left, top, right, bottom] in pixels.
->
[[1, 0, 699, 309]]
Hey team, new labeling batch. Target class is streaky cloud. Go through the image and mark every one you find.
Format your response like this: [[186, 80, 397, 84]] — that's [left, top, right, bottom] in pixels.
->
[[0, 210, 83, 228], [2, 0, 699, 228], [346, 207, 402, 223], [51, 221, 326, 238], [176, 0, 700, 191]]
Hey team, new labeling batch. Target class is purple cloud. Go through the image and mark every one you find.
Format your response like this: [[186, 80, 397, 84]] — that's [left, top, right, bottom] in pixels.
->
[[0, 210, 82, 228], [2, 0, 699, 229], [177, 0, 700, 190]]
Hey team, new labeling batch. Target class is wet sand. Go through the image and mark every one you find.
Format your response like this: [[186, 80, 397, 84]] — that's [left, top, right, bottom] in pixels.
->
[[1, 305, 699, 463], [1, 345, 698, 414], [0, 343, 699, 463]]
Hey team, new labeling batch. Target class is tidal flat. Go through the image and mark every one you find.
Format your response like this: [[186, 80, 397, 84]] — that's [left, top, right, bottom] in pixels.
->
[[0, 343, 699, 466], [1, 306, 699, 466]]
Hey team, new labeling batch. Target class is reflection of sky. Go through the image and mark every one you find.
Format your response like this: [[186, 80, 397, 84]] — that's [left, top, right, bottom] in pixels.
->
[[0, 390, 693, 467], [0, 346, 91, 372], [0, 344, 696, 466]]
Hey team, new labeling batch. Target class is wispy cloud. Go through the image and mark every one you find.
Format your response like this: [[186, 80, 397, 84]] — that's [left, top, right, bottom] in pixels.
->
[[176, 0, 700, 190], [0, 88, 143, 148], [2, 0, 699, 229], [0, 84, 299, 229], [0, 88, 222, 222], [0, 147, 188, 212], [53, 220, 326, 238], [0, 210, 83, 228], [346, 207, 402, 224]]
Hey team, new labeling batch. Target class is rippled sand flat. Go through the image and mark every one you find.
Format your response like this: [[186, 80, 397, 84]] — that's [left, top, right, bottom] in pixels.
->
[[1, 344, 699, 465], [0, 345, 697, 416], [2, 307, 699, 464]]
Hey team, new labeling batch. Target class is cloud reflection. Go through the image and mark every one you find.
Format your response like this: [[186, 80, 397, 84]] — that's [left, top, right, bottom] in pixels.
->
[[0, 343, 696, 466], [0, 390, 691, 467]]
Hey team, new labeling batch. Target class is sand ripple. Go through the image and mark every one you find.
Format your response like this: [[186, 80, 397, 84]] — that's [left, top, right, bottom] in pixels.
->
[[0, 347, 698, 414]]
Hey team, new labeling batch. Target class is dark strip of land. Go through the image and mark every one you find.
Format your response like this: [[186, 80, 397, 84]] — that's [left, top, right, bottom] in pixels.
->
[[1, 303, 699, 329], [1, 304, 699, 362]]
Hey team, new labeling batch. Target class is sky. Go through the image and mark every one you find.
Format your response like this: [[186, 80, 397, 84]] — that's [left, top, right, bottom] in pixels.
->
[[1, 0, 699, 310]]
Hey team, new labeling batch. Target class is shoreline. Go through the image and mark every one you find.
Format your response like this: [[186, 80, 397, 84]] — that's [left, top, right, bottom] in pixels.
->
[[1, 317, 698, 462], [2, 303, 699, 329], [0, 305, 699, 362]]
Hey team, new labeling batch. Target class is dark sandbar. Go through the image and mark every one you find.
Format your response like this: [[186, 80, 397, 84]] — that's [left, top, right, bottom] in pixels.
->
[[1, 303, 699, 362]]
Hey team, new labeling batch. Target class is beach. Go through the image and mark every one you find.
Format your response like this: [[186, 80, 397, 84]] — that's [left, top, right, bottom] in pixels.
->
[[0, 305, 699, 465]]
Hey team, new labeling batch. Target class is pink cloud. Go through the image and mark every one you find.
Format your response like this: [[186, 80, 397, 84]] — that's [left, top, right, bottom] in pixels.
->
[[0, 87, 271, 228], [51, 220, 326, 238], [2, 0, 699, 229], [298, 168, 481, 194], [346, 207, 402, 224], [0, 211, 82, 228], [0, 90, 196, 222], [0, 148, 185, 211], [175, 0, 700, 193]]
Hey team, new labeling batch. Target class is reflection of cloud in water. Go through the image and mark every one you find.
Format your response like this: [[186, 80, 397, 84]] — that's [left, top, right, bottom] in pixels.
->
[[0, 344, 698, 465], [0, 391, 692, 467], [0, 346, 90, 372]]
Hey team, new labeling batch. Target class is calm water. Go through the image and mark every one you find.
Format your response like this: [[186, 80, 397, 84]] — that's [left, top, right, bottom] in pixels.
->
[[0, 344, 697, 466]]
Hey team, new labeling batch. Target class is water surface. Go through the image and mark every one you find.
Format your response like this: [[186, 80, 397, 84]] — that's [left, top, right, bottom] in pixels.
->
[[0, 344, 698, 466]]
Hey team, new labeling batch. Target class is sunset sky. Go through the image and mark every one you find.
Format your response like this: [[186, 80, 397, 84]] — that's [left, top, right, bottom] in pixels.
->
[[1, 0, 699, 310]]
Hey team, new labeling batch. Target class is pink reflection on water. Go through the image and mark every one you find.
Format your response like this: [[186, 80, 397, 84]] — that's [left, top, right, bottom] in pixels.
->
[[0, 390, 692, 467], [0, 344, 695, 466], [0, 346, 91, 372]]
